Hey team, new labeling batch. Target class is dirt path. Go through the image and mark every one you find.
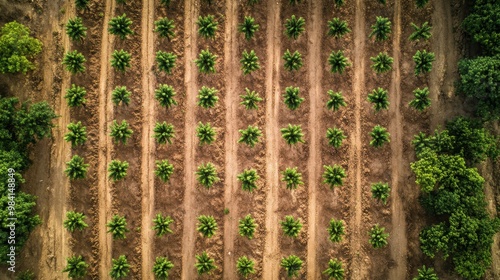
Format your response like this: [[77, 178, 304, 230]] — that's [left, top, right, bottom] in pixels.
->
[[305, 0, 322, 278], [180, 0, 199, 278], [97, 0, 115, 278], [262, 0, 281, 278], [350, 0, 366, 278], [222, 0, 239, 278], [140, 0, 156, 278], [388, 1, 408, 279]]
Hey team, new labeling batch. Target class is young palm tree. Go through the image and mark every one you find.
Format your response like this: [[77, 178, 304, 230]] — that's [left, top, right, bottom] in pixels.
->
[[370, 125, 390, 147], [110, 255, 130, 279], [108, 160, 129, 181], [107, 215, 128, 240], [240, 50, 260, 75], [283, 49, 303, 71], [75, 0, 89, 10], [110, 120, 133, 144], [284, 15, 305, 39], [326, 90, 347, 111], [152, 213, 174, 237], [64, 211, 88, 232], [323, 164, 346, 189], [195, 251, 217, 275], [371, 182, 390, 204], [281, 167, 303, 190], [328, 50, 350, 74], [281, 255, 303, 278], [327, 218, 345, 243], [409, 87, 431, 111], [238, 214, 257, 239], [281, 124, 305, 145], [236, 256, 255, 278], [197, 215, 218, 238], [65, 84, 87, 107], [237, 169, 259, 192], [65, 121, 87, 146], [152, 257, 174, 280], [369, 224, 389, 248], [413, 265, 439, 280], [156, 51, 177, 74], [196, 122, 216, 145], [65, 155, 89, 180], [154, 122, 175, 145], [416, 0, 430, 8], [240, 88, 262, 110], [283, 86, 304, 110], [369, 16, 391, 41], [108, 14, 133, 39], [154, 17, 175, 40], [63, 50, 86, 74], [195, 49, 217, 73], [327, 18, 350, 38], [367, 87, 389, 111], [111, 49, 131, 72], [323, 259, 344, 280], [238, 125, 262, 147], [370, 52, 393, 73], [155, 84, 178, 108], [63, 255, 88, 279], [409, 22, 431, 41], [155, 159, 174, 182], [326, 127, 346, 148], [281, 216, 303, 237], [197, 15, 218, 38], [196, 162, 219, 188], [413, 50, 435, 76], [412, 132, 430, 156], [112, 86, 131, 106], [66, 17, 87, 42], [238, 16, 259, 40], [197, 86, 219, 108]]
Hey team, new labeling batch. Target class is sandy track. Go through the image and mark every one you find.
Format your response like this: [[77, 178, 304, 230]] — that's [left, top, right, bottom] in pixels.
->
[[97, 0, 115, 278], [305, 0, 323, 278], [140, 0, 156, 278], [180, 0, 199, 278]]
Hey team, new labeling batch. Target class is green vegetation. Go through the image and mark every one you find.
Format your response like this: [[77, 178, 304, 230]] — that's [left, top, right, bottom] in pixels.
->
[[154, 122, 175, 145], [416, 0, 429, 8], [196, 162, 219, 188], [328, 50, 350, 74], [237, 169, 259, 192], [154, 17, 175, 40], [236, 256, 255, 278], [65, 121, 87, 146], [112, 86, 131, 106], [289, 0, 303, 4], [462, 2, 500, 55], [281, 216, 303, 237], [378, 0, 386, 4], [284, 15, 305, 39], [63, 255, 88, 279], [369, 224, 389, 248], [111, 49, 131, 72], [195, 251, 217, 275], [327, 218, 345, 243], [238, 125, 262, 147], [240, 49, 260, 74], [371, 182, 390, 204], [370, 52, 393, 73], [155, 160, 174, 183], [156, 51, 176, 74], [283, 86, 304, 110], [281, 167, 303, 190], [110, 255, 130, 279], [281, 255, 303, 278], [197, 86, 219, 108], [240, 88, 262, 110], [326, 90, 346, 111], [75, 0, 89, 10], [409, 22, 432, 41], [108, 14, 133, 39], [327, 18, 350, 38], [238, 214, 257, 239], [155, 84, 178, 108], [107, 215, 128, 240], [323, 259, 344, 280], [152, 257, 174, 280], [63, 50, 86, 74], [283, 49, 303, 71], [326, 127, 346, 148], [370, 125, 390, 147], [367, 87, 389, 111], [196, 122, 216, 145], [108, 160, 129, 181], [0, 21, 42, 74], [197, 15, 218, 39], [281, 124, 305, 145], [369, 16, 391, 41], [197, 215, 218, 238], [409, 87, 431, 111], [247, 0, 260, 5], [238, 16, 259, 40], [65, 84, 87, 107], [322, 164, 346, 189], [110, 120, 133, 144], [64, 211, 88, 232], [152, 213, 173, 237], [413, 265, 438, 280], [66, 17, 87, 42], [195, 49, 217, 73], [413, 50, 435, 75], [65, 155, 89, 180]]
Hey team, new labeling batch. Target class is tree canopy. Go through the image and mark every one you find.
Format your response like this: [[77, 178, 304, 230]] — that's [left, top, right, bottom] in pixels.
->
[[0, 21, 42, 74]]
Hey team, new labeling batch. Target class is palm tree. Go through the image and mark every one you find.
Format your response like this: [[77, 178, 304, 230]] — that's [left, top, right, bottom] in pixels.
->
[[327, 18, 350, 38], [236, 256, 255, 278], [196, 162, 219, 188], [63, 50, 86, 74], [326, 90, 346, 111], [412, 132, 430, 156], [371, 52, 393, 73], [238, 16, 259, 40], [65, 84, 87, 107], [156, 51, 176, 74], [409, 22, 431, 41], [281, 167, 303, 190], [238, 214, 257, 239], [323, 259, 344, 280], [108, 14, 133, 39], [283, 49, 303, 71], [281, 124, 305, 145], [240, 88, 262, 110], [110, 120, 133, 144], [328, 50, 350, 74], [108, 160, 129, 181], [111, 49, 131, 72], [110, 255, 130, 279], [65, 121, 87, 146], [367, 88, 389, 111], [370, 125, 390, 147], [281, 255, 303, 278], [64, 211, 88, 232], [154, 122, 175, 145], [155, 160, 174, 182], [195, 49, 217, 73], [283, 86, 304, 110], [284, 15, 305, 39], [413, 265, 439, 280], [112, 86, 131, 106], [195, 251, 217, 275], [369, 224, 389, 248], [63, 255, 88, 278], [153, 213, 173, 237], [371, 182, 390, 204], [237, 169, 259, 192], [197, 215, 218, 238], [197, 86, 219, 108], [327, 218, 345, 243], [65, 155, 89, 180], [107, 214, 128, 239], [154, 17, 175, 40], [326, 127, 346, 148], [66, 17, 87, 42], [409, 87, 431, 111], [281, 216, 303, 237], [416, 0, 430, 9], [413, 50, 435, 76], [155, 84, 178, 108], [323, 164, 346, 189], [197, 15, 218, 38], [196, 122, 216, 145], [369, 16, 391, 41], [240, 50, 260, 75], [152, 257, 174, 280], [238, 125, 262, 147], [75, 0, 89, 10]]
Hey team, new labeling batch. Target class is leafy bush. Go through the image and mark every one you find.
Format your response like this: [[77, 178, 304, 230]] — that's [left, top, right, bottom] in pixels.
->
[[75, 0, 89, 10], [326, 90, 346, 111], [108, 14, 133, 39], [238, 16, 259, 40], [110, 255, 130, 279], [323, 258, 344, 280], [65, 121, 87, 146], [238, 214, 257, 239], [413, 50, 435, 75], [369, 16, 391, 41], [327, 18, 350, 38], [154, 122, 175, 145], [196, 122, 216, 145], [367, 87, 389, 111], [156, 51, 176, 74], [369, 224, 389, 248], [112, 86, 131, 106], [238, 125, 262, 147], [236, 256, 255, 278], [413, 265, 438, 280], [371, 182, 390, 204], [107, 215, 128, 240], [197, 215, 218, 238], [65, 155, 88, 180], [281, 216, 303, 237], [197, 15, 218, 38], [195, 49, 217, 73], [64, 211, 88, 232], [284, 15, 305, 39], [63, 50, 86, 74], [462, 2, 500, 55], [409, 22, 431, 41], [281, 124, 305, 145], [370, 52, 393, 73], [155, 84, 178, 108], [195, 251, 217, 275], [409, 87, 431, 111], [63, 255, 88, 279], [370, 125, 390, 147], [153, 213, 173, 237], [283, 49, 303, 71], [155, 160, 174, 182], [326, 127, 346, 148], [110, 120, 133, 144], [283, 86, 304, 110], [111, 49, 131, 72], [0, 21, 42, 74], [281, 255, 303, 278], [240, 49, 260, 74], [196, 162, 219, 188], [65, 84, 87, 107], [108, 160, 129, 181], [327, 218, 345, 243], [323, 164, 346, 189], [153, 257, 174, 280], [197, 86, 219, 108], [66, 17, 87, 42], [328, 50, 350, 74], [154, 17, 175, 40], [240, 88, 262, 110], [281, 167, 303, 190]]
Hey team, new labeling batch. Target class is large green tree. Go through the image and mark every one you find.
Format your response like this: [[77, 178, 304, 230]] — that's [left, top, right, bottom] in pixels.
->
[[0, 21, 42, 74]]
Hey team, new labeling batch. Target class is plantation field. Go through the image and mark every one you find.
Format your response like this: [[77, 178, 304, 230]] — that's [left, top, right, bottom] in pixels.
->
[[2, 0, 499, 279]]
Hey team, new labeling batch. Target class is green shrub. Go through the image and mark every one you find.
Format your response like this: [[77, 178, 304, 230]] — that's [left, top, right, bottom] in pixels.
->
[[462, 2, 500, 55], [0, 21, 42, 74]]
